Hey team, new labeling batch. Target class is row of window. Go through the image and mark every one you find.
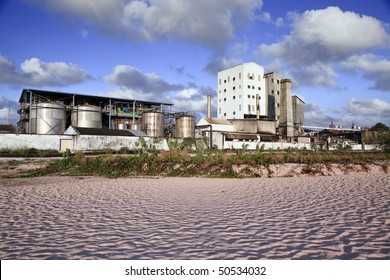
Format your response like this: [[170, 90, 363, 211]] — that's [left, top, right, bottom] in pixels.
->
[[219, 95, 261, 102], [218, 104, 260, 115], [219, 72, 263, 85], [219, 85, 261, 94]]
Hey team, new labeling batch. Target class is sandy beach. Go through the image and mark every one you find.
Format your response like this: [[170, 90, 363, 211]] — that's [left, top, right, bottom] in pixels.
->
[[0, 174, 389, 259]]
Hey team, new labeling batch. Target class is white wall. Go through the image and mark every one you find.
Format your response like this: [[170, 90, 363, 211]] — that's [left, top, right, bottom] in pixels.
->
[[0, 134, 68, 150], [73, 135, 169, 151], [217, 62, 266, 119]]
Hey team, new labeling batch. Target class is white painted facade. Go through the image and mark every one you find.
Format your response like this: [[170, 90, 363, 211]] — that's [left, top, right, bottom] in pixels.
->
[[217, 62, 266, 119]]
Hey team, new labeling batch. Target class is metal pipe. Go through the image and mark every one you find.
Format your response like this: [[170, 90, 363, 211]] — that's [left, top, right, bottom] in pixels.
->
[[133, 101, 136, 128], [109, 99, 112, 129], [256, 94, 260, 120], [28, 90, 32, 134]]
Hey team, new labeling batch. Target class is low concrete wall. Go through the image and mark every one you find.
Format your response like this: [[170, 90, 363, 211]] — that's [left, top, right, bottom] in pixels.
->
[[0, 134, 67, 150], [73, 135, 169, 151]]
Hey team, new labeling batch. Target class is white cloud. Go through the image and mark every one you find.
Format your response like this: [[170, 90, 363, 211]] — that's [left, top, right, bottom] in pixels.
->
[[346, 98, 390, 117], [204, 56, 243, 75], [0, 54, 91, 87], [256, 6, 390, 87], [25, 0, 262, 50], [342, 54, 390, 91], [105, 64, 215, 115], [304, 103, 334, 127], [0, 96, 20, 125], [106, 65, 184, 94]]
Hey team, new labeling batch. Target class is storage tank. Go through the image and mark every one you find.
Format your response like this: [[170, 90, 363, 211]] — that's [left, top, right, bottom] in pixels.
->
[[29, 102, 66, 134], [72, 105, 102, 128], [118, 123, 127, 130], [175, 115, 195, 138], [142, 112, 164, 137]]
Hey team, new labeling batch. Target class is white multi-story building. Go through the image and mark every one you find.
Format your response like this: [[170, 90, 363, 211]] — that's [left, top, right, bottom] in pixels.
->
[[217, 62, 266, 119]]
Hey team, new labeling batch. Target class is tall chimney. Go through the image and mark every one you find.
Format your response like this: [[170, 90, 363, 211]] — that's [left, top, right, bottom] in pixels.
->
[[280, 79, 294, 138], [207, 94, 211, 118]]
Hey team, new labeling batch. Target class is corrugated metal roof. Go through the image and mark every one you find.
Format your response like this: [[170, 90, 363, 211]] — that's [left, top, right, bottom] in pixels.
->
[[73, 127, 136, 137], [224, 133, 258, 140], [204, 118, 232, 125]]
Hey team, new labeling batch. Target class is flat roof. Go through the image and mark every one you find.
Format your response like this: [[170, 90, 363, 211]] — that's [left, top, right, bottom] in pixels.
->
[[19, 89, 174, 106]]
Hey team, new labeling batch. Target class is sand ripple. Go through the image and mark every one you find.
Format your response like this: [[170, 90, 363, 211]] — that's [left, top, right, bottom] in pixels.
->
[[0, 174, 389, 259]]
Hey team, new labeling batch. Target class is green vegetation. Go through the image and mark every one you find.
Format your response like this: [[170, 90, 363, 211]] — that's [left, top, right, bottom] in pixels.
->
[[23, 148, 390, 179], [370, 122, 390, 152], [0, 148, 61, 157]]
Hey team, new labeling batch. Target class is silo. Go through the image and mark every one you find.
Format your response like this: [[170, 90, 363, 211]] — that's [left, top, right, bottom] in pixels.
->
[[71, 105, 102, 128], [142, 112, 164, 137], [118, 123, 127, 130], [30, 102, 66, 134], [175, 115, 195, 138]]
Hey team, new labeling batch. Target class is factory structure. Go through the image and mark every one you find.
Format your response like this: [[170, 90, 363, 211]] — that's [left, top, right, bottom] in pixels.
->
[[197, 62, 307, 149], [2, 62, 375, 151]]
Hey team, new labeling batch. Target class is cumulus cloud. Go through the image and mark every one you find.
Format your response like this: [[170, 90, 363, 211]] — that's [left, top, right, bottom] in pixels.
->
[[25, 0, 262, 50], [0, 96, 20, 124], [105, 64, 215, 115], [304, 103, 335, 127], [346, 98, 390, 117], [0, 54, 91, 87], [256, 6, 390, 87], [106, 65, 184, 96], [204, 56, 243, 75], [341, 54, 390, 91]]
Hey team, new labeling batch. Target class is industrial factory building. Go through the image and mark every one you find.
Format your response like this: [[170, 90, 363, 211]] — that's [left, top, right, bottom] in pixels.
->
[[198, 62, 307, 149], [1, 62, 314, 152]]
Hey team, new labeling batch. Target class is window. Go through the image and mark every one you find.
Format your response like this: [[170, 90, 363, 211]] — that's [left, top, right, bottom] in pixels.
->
[[252, 105, 255, 112], [258, 87, 261, 90], [228, 76, 230, 82], [277, 90, 280, 95], [219, 79, 221, 85], [239, 104, 242, 111], [248, 95, 250, 98], [252, 86, 255, 89], [233, 111, 236, 115], [271, 90, 274, 94], [248, 105, 251, 112], [271, 78, 274, 83], [257, 105, 260, 111], [233, 86, 236, 90], [219, 90, 221, 94], [277, 79, 280, 84], [239, 72, 241, 79], [239, 85, 241, 89], [258, 75, 261, 81], [239, 95, 241, 98], [252, 95, 255, 99], [248, 85, 251, 89], [219, 108, 221, 114], [224, 89, 226, 92], [224, 80, 226, 83], [277, 103, 280, 107], [219, 99, 221, 102], [224, 113, 226, 116], [233, 96, 236, 99], [224, 98, 226, 101], [233, 77, 236, 81]]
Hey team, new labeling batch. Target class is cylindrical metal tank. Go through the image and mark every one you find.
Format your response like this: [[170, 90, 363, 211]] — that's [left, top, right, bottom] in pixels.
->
[[175, 115, 195, 138], [71, 105, 102, 128], [142, 112, 164, 137], [118, 123, 127, 130], [30, 102, 66, 134], [130, 124, 139, 130]]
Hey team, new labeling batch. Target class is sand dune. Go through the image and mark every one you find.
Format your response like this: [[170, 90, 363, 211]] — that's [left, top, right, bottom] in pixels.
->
[[0, 174, 389, 259]]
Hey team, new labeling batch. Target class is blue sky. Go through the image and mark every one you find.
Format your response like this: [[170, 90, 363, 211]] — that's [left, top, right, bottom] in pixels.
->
[[0, 0, 389, 128]]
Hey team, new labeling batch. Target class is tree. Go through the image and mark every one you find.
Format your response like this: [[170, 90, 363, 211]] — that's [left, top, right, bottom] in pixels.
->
[[370, 122, 389, 132]]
